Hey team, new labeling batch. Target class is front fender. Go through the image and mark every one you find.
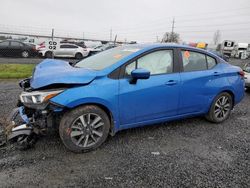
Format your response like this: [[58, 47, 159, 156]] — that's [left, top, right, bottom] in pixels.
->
[[50, 79, 120, 132]]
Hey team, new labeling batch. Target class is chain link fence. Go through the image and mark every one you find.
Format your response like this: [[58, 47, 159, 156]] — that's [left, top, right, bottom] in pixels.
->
[[0, 25, 123, 60]]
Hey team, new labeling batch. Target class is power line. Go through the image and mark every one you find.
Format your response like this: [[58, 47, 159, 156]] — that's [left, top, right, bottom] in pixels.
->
[[112, 6, 250, 30]]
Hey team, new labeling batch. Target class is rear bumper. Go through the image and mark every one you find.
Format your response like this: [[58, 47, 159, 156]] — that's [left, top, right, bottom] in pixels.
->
[[244, 76, 250, 87]]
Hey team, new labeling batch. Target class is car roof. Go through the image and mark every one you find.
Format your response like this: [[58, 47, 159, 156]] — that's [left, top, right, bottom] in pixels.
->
[[125, 43, 221, 59], [126, 43, 204, 51], [3, 39, 23, 42]]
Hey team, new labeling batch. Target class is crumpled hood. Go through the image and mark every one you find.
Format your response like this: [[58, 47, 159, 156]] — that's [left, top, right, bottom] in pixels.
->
[[30, 59, 96, 89]]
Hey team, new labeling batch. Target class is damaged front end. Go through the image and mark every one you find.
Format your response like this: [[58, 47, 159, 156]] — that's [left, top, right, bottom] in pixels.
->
[[5, 79, 66, 150], [4, 59, 95, 150]]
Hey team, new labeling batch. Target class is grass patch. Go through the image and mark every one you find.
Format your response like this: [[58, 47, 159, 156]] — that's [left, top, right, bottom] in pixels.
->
[[0, 64, 35, 79]]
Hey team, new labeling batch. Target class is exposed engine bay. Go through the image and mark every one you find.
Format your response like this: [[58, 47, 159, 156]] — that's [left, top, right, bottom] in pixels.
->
[[3, 78, 66, 150]]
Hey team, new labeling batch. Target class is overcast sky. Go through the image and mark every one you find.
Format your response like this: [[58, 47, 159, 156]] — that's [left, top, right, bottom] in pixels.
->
[[1, 0, 250, 43]]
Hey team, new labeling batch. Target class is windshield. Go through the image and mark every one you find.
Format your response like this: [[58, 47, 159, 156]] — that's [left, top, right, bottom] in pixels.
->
[[75, 46, 141, 70]]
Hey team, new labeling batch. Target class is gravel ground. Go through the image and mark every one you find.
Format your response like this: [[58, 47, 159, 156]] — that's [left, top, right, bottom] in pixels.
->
[[0, 59, 249, 187]]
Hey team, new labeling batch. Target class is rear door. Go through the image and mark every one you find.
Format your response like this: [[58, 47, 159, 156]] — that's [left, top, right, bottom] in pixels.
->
[[57, 44, 78, 57], [178, 49, 218, 114], [118, 48, 181, 126], [9, 41, 23, 57]]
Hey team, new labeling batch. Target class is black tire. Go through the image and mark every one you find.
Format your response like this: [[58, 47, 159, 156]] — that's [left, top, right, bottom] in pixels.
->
[[45, 51, 53, 58], [21, 51, 29, 58], [205, 92, 233, 123], [59, 105, 110, 153], [75, 53, 83, 60]]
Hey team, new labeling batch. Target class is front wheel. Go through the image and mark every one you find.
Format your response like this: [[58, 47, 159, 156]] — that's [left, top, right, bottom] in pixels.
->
[[21, 51, 29, 58], [59, 105, 110, 153], [205, 92, 233, 123]]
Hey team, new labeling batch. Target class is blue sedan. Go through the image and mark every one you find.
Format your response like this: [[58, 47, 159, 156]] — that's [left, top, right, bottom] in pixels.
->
[[8, 44, 245, 152]]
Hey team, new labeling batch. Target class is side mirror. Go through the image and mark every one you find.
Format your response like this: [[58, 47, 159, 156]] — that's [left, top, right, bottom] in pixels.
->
[[130, 68, 150, 84]]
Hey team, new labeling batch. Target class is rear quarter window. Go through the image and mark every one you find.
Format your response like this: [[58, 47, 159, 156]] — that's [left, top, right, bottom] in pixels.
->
[[207, 56, 217, 69]]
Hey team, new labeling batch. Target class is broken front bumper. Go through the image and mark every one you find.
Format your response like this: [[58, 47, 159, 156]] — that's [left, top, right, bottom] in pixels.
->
[[6, 107, 34, 142]]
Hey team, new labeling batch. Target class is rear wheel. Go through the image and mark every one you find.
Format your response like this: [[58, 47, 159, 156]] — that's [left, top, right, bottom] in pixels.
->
[[21, 51, 29, 58], [205, 92, 233, 123], [59, 105, 110, 153], [45, 51, 53, 58], [75, 53, 83, 60]]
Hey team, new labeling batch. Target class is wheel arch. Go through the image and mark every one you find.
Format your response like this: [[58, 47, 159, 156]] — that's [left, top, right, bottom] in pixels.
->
[[45, 51, 53, 57], [75, 52, 83, 56], [219, 89, 235, 107], [68, 102, 117, 135]]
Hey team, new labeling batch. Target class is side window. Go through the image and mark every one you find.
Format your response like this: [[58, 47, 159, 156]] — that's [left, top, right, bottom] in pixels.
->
[[207, 56, 216, 69], [60, 45, 67, 48], [68, 45, 78, 49], [10, 41, 21, 47], [125, 50, 173, 76], [125, 61, 136, 76], [60, 45, 77, 49], [181, 51, 207, 72], [0, 41, 9, 47]]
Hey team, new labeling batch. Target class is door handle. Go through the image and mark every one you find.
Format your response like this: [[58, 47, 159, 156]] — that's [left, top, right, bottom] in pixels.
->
[[213, 71, 221, 76], [165, 80, 177, 86]]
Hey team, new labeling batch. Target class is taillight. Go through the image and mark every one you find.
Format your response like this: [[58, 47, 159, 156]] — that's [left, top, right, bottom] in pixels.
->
[[238, 70, 245, 78]]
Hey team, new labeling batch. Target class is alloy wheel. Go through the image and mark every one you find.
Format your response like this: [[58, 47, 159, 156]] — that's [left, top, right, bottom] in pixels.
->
[[70, 113, 104, 148], [214, 95, 231, 120], [22, 51, 29, 58]]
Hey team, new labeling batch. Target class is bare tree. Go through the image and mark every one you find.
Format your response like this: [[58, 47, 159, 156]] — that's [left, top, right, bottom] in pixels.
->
[[213, 30, 221, 45], [162, 32, 180, 43]]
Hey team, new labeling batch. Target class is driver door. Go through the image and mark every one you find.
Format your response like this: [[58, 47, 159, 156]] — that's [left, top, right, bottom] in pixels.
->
[[118, 49, 180, 126]]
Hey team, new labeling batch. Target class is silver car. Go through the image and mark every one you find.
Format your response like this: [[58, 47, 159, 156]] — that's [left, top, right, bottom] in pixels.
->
[[39, 43, 89, 59], [243, 63, 250, 89]]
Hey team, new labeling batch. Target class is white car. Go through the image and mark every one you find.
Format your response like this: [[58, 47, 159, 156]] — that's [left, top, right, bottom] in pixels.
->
[[243, 64, 250, 89], [39, 43, 89, 59], [87, 44, 118, 56]]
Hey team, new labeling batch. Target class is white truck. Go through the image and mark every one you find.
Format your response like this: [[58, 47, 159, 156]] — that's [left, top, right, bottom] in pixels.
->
[[233, 43, 249, 59], [221, 40, 235, 57]]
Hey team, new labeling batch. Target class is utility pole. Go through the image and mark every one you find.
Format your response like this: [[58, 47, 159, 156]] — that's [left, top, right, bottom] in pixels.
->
[[114, 34, 117, 44], [171, 17, 175, 34], [156, 36, 159, 42], [110, 28, 112, 42], [51, 28, 54, 59], [171, 17, 175, 42]]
